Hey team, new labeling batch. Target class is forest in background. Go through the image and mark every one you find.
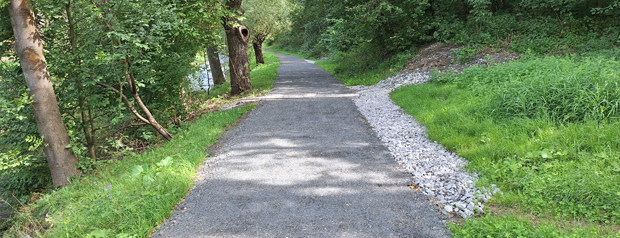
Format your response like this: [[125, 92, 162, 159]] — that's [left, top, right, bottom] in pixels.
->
[[271, 0, 619, 79]]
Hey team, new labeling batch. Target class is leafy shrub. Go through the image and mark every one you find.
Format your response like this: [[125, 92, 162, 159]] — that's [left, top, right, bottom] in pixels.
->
[[1, 61, 52, 199], [315, 45, 412, 86]]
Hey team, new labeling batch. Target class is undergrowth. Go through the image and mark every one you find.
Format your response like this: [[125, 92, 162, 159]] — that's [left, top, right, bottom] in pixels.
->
[[315, 48, 411, 86], [3, 51, 281, 237], [392, 54, 620, 237], [5, 106, 253, 237]]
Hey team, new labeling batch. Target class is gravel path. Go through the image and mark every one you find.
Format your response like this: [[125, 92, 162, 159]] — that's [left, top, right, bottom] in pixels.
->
[[152, 51, 448, 237], [349, 73, 502, 218]]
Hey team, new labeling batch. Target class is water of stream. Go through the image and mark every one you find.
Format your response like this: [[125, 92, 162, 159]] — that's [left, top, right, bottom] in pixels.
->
[[189, 55, 228, 92]]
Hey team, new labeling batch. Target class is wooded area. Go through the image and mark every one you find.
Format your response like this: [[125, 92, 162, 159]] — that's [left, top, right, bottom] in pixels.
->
[[273, 0, 619, 73], [0, 0, 291, 196], [1, 0, 294, 233], [1, 0, 619, 236]]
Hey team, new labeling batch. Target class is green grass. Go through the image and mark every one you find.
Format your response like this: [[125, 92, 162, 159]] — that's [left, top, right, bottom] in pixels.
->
[[451, 214, 619, 238], [6, 106, 253, 237], [263, 45, 316, 61], [4, 50, 282, 237], [315, 57, 398, 86], [391, 55, 620, 236], [248, 50, 280, 92], [198, 50, 281, 98]]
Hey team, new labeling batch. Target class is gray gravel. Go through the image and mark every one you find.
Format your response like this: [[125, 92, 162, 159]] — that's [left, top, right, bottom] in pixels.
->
[[348, 72, 502, 218], [152, 52, 449, 237]]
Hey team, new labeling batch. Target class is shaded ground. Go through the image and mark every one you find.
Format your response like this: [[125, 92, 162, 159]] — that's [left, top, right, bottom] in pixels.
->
[[152, 51, 448, 237]]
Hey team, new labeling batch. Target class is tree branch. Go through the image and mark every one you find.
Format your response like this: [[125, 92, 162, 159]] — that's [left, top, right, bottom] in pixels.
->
[[96, 82, 149, 124]]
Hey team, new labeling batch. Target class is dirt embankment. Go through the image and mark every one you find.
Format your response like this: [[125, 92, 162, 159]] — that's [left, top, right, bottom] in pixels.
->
[[406, 42, 520, 74]]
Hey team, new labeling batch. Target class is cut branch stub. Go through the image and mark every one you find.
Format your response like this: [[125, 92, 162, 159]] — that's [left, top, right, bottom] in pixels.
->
[[238, 25, 250, 43]]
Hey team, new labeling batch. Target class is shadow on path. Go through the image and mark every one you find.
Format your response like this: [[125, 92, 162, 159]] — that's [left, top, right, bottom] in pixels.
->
[[152, 51, 449, 237]]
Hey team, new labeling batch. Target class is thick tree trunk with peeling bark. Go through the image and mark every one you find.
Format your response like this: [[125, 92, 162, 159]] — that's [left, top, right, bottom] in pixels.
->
[[207, 47, 226, 85], [9, 0, 80, 187], [223, 0, 252, 96]]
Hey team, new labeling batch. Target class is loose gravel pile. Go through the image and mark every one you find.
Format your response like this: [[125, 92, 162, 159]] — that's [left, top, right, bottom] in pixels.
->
[[348, 72, 502, 218]]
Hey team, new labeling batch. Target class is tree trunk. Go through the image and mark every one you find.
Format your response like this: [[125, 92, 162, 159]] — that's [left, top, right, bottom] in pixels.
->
[[9, 0, 80, 187], [207, 47, 226, 85], [225, 25, 252, 96], [223, 0, 252, 96], [252, 40, 265, 65], [66, 1, 97, 161]]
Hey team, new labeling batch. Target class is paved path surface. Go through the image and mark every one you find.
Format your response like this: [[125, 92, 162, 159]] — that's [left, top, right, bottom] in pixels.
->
[[153, 51, 449, 237]]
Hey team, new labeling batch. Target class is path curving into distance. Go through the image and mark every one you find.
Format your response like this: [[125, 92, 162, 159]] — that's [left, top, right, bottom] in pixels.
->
[[152, 50, 448, 237]]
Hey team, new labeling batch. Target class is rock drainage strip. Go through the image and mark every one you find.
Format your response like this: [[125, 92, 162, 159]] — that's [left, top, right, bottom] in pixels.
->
[[348, 72, 502, 218]]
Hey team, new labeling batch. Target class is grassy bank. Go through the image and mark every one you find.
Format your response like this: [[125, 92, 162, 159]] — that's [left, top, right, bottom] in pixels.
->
[[4, 51, 281, 237], [392, 54, 620, 237], [249, 51, 281, 92]]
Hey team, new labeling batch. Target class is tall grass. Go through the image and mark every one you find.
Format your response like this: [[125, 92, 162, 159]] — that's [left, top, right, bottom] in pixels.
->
[[392, 55, 620, 236], [434, 56, 620, 122]]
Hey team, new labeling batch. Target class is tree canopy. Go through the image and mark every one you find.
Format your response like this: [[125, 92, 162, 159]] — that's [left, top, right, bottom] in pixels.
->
[[0, 0, 232, 197]]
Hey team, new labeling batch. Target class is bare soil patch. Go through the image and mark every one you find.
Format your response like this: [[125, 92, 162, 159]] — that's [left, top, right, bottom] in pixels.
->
[[406, 42, 520, 73]]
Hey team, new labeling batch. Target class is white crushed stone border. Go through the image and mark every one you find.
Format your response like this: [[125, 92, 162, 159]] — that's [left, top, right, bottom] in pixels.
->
[[348, 72, 502, 218]]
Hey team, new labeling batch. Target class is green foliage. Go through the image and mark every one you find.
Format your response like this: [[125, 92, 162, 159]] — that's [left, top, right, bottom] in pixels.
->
[[0, 61, 52, 199], [451, 214, 619, 237], [274, 0, 433, 57], [0, 0, 232, 198], [272, 0, 620, 83], [5, 106, 254, 237], [315, 47, 412, 86], [435, 56, 620, 122], [452, 45, 480, 64], [243, 0, 294, 42], [3, 50, 280, 236], [392, 54, 620, 233], [0, 7, 12, 56]]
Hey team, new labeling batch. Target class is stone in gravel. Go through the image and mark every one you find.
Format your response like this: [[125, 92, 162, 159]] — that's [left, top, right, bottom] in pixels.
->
[[348, 71, 502, 219]]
